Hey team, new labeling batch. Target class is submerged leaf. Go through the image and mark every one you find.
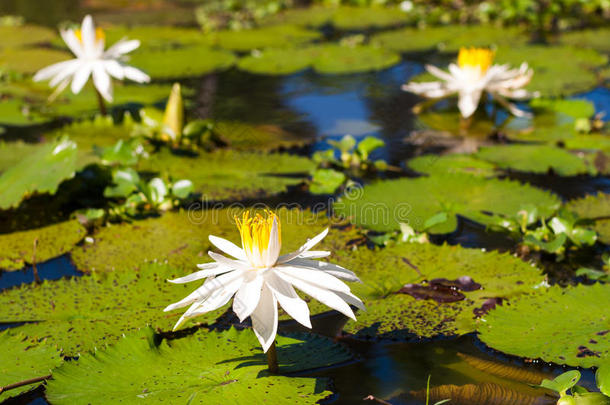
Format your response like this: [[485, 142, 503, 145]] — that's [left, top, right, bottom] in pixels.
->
[[457, 353, 551, 385], [410, 382, 555, 405]]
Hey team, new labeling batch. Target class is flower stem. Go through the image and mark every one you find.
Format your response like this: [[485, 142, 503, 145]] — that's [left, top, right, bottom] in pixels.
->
[[266, 341, 279, 374], [0, 374, 51, 395], [95, 88, 107, 116]]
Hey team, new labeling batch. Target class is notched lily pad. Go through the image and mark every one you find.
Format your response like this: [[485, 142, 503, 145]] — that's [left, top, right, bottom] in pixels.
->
[[0, 220, 86, 271], [46, 327, 338, 404], [479, 284, 610, 368]]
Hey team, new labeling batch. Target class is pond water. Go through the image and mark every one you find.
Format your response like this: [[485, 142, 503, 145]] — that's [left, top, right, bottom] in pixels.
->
[[1, 1, 610, 404]]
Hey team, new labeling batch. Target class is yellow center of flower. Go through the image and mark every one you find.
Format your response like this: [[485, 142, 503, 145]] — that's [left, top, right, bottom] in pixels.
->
[[235, 210, 281, 258], [74, 27, 105, 43], [457, 47, 494, 72]]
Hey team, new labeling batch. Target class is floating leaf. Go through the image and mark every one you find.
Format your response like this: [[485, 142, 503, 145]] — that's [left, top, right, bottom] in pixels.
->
[[203, 25, 321, 51], [479, 284, 610, 368], [333, 174, 560, 233], [129, 44, 236, 79], [330, 6, 408, 30], [46, 328, 338, 404], [0, 263, 224, 355], [475, 145, 590, 176], [0, 98, 48, 126], [260, 6, 336, 27], [0, 137, 77, 210], [104, 26, 207, 50], [0, 332, 62, 400], [237, 47, 314, 75], [561, 28, 610, 53], [310, 169, 346, 195], [538, 370, 581, 395], [408, 154, 497, 177], [0, 25, 56, 48], [0, 220, 85, 271], [597, 361, 610, 397], [212, 121, 310, 151], [0, 47, 70, 74], [566, 193, 610, 244], [139, 148, 315, 201], [336, 242, 545, 338]]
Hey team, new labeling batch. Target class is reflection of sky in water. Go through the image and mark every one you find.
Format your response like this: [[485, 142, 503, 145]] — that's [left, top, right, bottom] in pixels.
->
[[573, 87, 610, 121], [0, 255, 81, 291]]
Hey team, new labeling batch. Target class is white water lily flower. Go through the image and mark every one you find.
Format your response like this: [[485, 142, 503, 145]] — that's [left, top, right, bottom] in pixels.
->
[[33, 15, 150, 102], [402, 47, 538, 118], [164, 210, 364, 352]]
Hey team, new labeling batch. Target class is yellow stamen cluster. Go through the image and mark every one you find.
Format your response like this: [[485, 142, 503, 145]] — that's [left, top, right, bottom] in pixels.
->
[[457, 47, 494, 72], [74, 27, 105, 43], [235, 210, 281, 257]]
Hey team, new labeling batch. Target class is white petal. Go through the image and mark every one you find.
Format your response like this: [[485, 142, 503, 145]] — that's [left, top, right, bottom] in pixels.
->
[[276, 265, 351, 293], [233, 273, 264, 322], [250, 284, 278, 353], [208, 251, 250, 271], [278, 228, 329, 264], [122, 65, 150, 83], [164, 269, 243, 312], [266, 271, 311, 328], [209, 235, 247, 261], [60, 29, 83, 58], [425, 64, 455, 82], [334, 290, 366, 311], [92, 63, 113, 101], [103, 60, 126, 80], [80, 15, 96, 55], [104, 39, 140, 58], [33, 60, 74, 82], [168, 263, 234, 284], [70, 63, 92, 94], [48, 61, 81, 87], [285, 258, 361, 282], [457, 90, 482, 118], [296, 250, 331, 259], [493, 93, 531, 118], [275, 273, 356, 320], [265, 217, 281, 267]]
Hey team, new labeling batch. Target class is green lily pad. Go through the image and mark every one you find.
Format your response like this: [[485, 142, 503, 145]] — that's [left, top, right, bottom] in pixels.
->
[[46, 328, 338, 404], [479, 284, 610, 368], [0, 141, 49, 173], [129, 44, 236, 79], [565, 135, 610, 154], [212, 121, 311, 151], [495, 45, 607, 97], [333, 174, 560, 233], [139, 148, 314, 201], [0, 220, 85, 271], [260, 6, 336, 27], [566, 193, 610, 244], [474, 144, 590, 176], [597, 361, 610, 397], [407, 154, 497, 177], [0, 332, 63, 400], [0, 137, 77, 210], [335, 242, 545, 338], [371, 25, 528, 53], [415, 109, 498, 137], [104, 26, 207, 50], [0, 25, 56, 49], [0, 98, 48, 126], [0, 47, 70, 74], [70, 208, 349, 274], [561, 28, 610, 53], [203, 25, 321, 51], [0, 262, 223, 355], [330, 6, 408, 30], [237, 47, 314, 75]]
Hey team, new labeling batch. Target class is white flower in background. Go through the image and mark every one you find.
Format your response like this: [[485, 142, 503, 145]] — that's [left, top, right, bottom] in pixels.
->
[[164, 210, 364, 352], [402, 47, 538, 118], [400, 1, 414, 12], [33, 15, 150, 102]]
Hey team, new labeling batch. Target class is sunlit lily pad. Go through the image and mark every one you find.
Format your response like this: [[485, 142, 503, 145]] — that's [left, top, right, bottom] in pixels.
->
[[479, 284, 610, 367], [333, 174, 560, 233], [0, 220, 85, 271], [139, 148, 314, 200], [371, 25, 528, 53], [237, 48, 315, 75], [337, 243, 545, 339], [129, 45, 236, 79], [561, 28, 610, 53], [0, 47, 71, 74], [474, 144, 590, 176], [0, 332, 62, 400], [0, 24, 56, 48], [213, 121, 311, 151], [566, 193, 610, 244], [0, 137, 77, 210], [260, 6, 336, 27], [565, 135, 610, 154], [330, 6, 408, 30], [203, 25, 321, 51], [0, 98, 48, 126], [46, 328, 338, 404], [407, 154, 497, 177], [104, 26, 206, 50], [0, 263, 222, 355]]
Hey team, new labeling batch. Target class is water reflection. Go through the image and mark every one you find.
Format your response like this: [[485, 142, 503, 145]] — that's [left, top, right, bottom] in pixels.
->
[[0, 255, 81, 291]]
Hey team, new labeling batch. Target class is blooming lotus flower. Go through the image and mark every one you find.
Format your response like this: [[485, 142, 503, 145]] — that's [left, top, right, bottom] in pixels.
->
[[164, 210, 364, 352], [33, 15, 150, 102], [402, 47, 538, 118]]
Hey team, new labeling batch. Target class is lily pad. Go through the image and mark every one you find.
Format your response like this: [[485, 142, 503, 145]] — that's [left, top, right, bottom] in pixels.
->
[[0, 98, 48, 126], [0, 47, 70, 74], [0, 332, 63, 400], [407, 154, 497, 177], [330, 6, 408, 30], [565, 135, 610, 154], [336, 242, 545, 339], [0, 262, 224, 355], [561, 28, 610, 53], [212, 121, 310, 151], [333, 174, 560, 233], [260, 6, 336, 27], [46, 328, 338, 404], [237, 47, 315, 75], [0, 137, 77, 210], [0, 25, 56, 48], [566, 193, 610, 244], [0, 220, 85, 271], [203, 25, 321, 51], [371, 25, 528, 53], [139, 148, 315, 201], [129, 44, 236, 79], [474, 144, 590, 176], [104, 26, 207, 50], [479, 284, 610, 368]]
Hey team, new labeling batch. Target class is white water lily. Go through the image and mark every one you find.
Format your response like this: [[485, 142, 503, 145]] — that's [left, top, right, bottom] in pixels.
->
[[164, 210, 364, 352], [402, 47, 538, 118], [33, 15, 150, 102]]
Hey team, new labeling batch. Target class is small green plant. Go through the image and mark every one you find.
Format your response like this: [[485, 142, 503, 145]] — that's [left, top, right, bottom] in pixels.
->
[[367, 212, 448, 246], [534, 370, 610, 404]]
